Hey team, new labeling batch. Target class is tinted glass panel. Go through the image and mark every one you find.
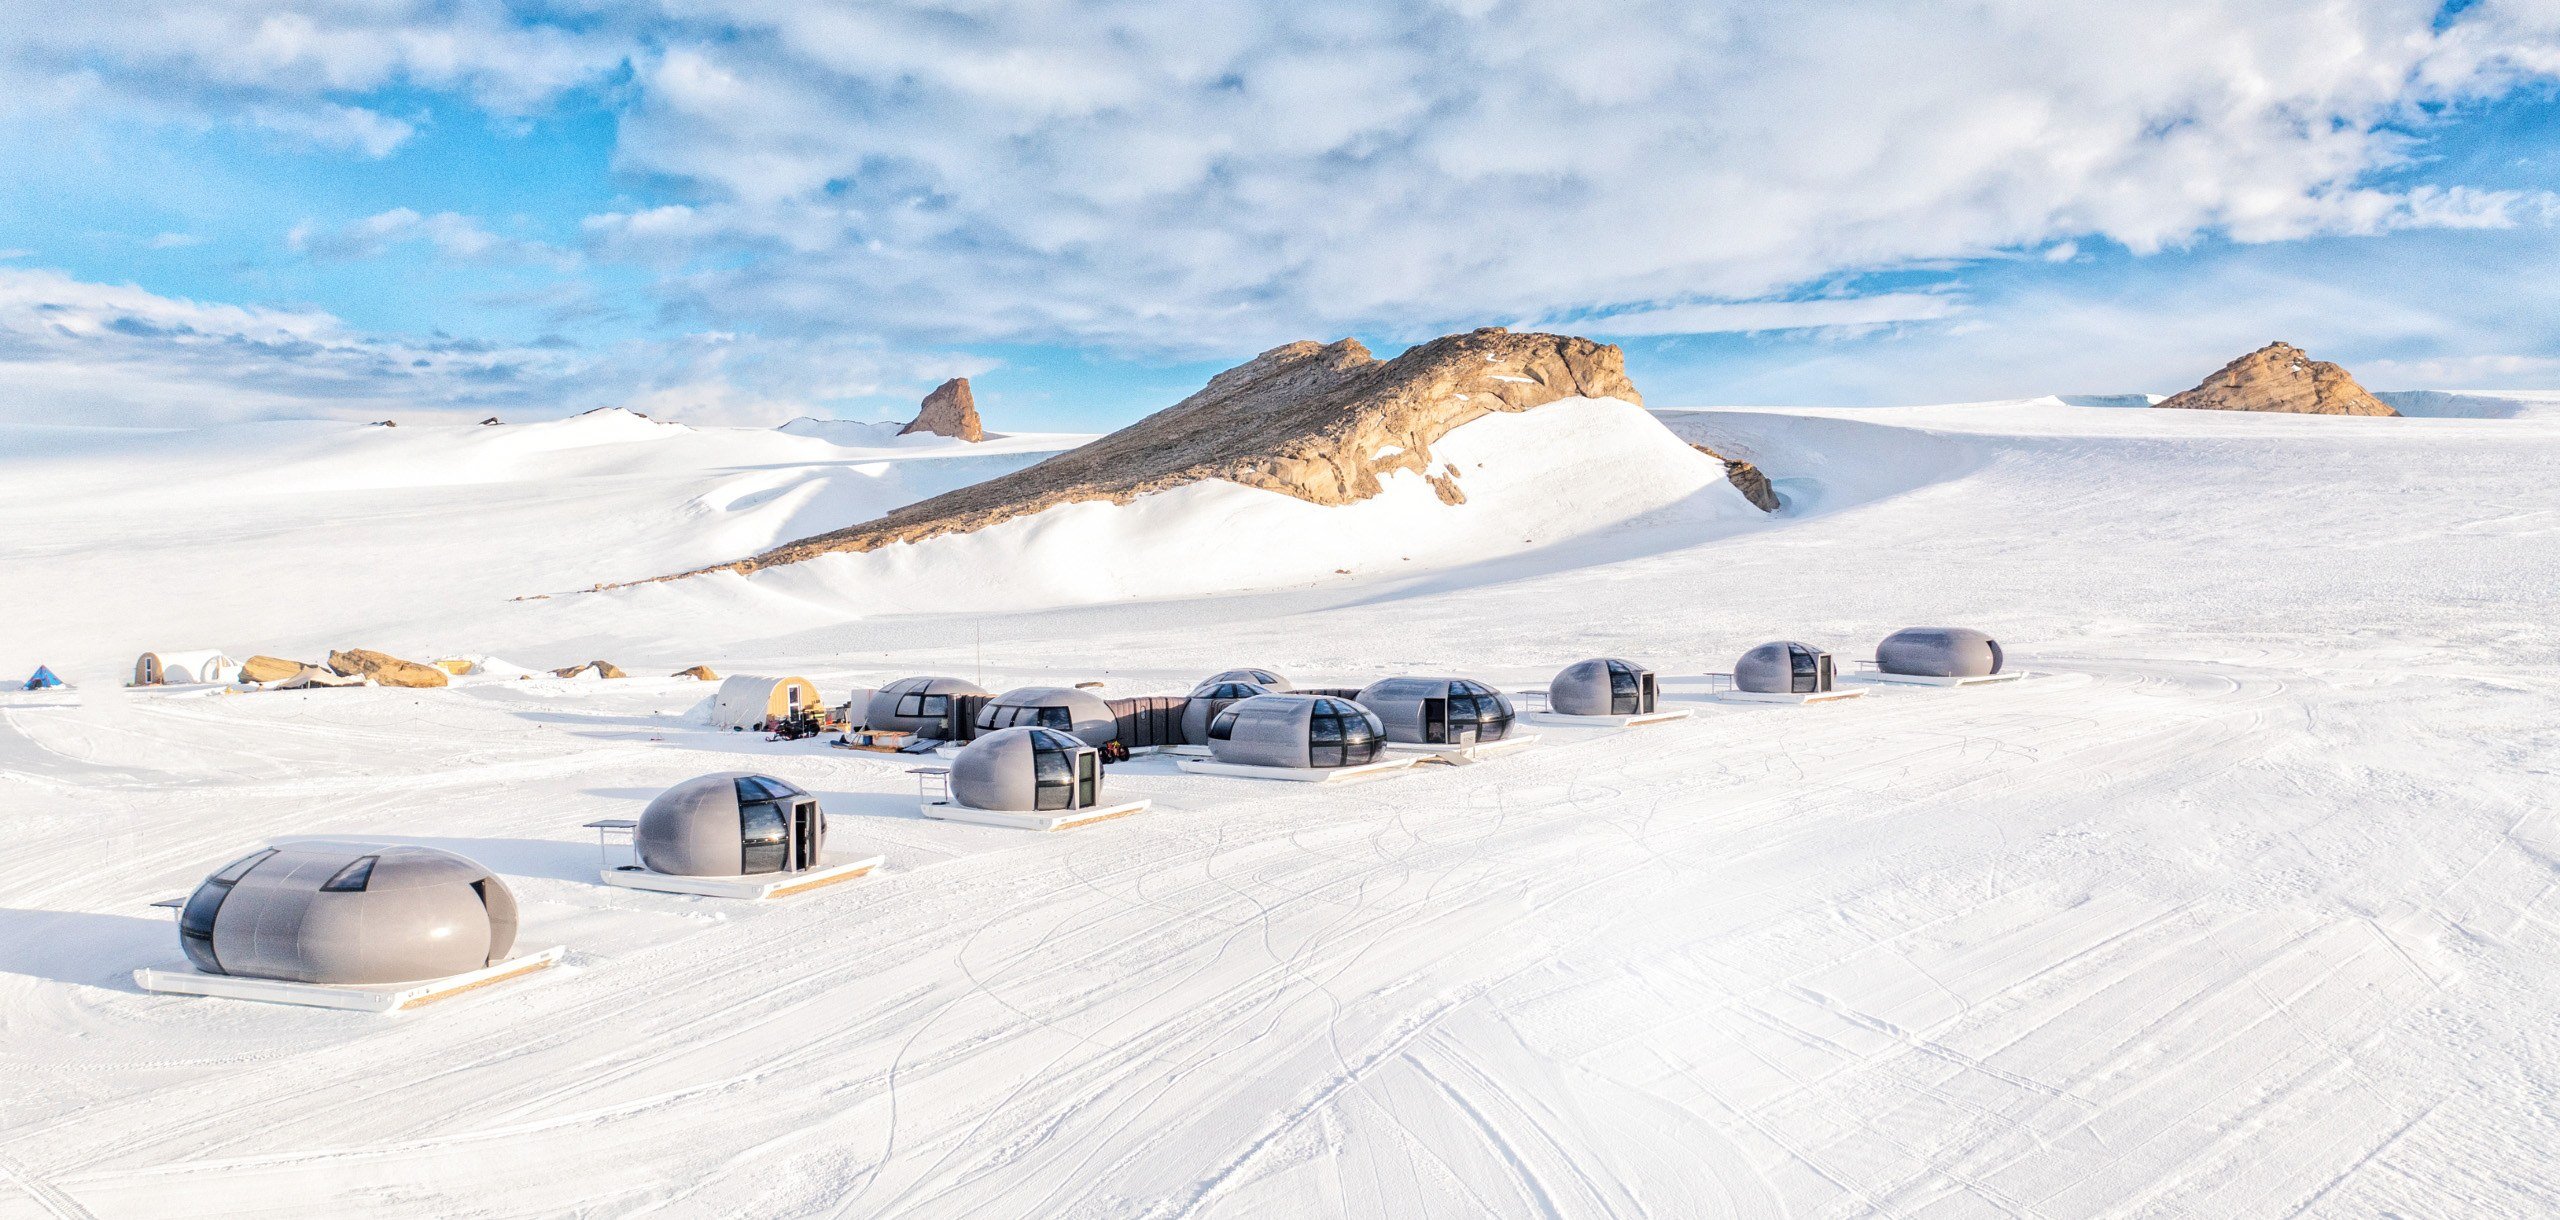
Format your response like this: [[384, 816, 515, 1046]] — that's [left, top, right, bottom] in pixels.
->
[[178, 881, 232, 974], [211, 848, 274, 884], [1037, 707, 1071, 729], [1310, 714, 1344, 744], [1033, 749, 1075, 811], [740, 801, 788, 873], [920, 695, 949, 716], [1209, 708, 1239, 740], [320, 856, 377, 892], [897, 694, 925, 717]]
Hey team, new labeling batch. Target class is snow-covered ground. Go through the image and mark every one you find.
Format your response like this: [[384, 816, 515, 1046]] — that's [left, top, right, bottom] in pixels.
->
[[1, 394, 2555, 1216]]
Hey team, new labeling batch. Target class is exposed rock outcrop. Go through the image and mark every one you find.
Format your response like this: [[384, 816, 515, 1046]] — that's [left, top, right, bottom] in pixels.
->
[[327, 648, 448, 688], [901, 378, 985, 441], [673, 664, 719, 680], [1693, 444, 1780, 512], [2157, 343, 2397, 416], [667, 328, 1640, 579], [552, 660, 626, 679]]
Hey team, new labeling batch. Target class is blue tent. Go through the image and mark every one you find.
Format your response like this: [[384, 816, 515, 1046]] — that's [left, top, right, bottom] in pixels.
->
[[22, 667, 63, 690]]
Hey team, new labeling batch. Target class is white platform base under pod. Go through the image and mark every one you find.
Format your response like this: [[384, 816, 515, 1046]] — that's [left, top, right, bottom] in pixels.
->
[[921, 798, 1152, 831], [598, 855, 883, 900], [134, 946, 566, 1015], [1385, 734, 1542, 764], [1529, 708, 1693, 728], [1718, 689, 1869, 705], [1176, 757, 1420, 784], [1862, 671, 2028, 687]]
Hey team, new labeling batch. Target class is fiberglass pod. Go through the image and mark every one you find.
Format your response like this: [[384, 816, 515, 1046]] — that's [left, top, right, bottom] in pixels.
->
[[173, 842, 519, 985], [1181, 681, 1271, 744], [1728, 641, 1864, 704], [922, 726, 1151, 830], [1171, 693, 1417, 782], [1355, 677, 1524, 750], [1544, 658, 1689, 724], [636, 772, 827, 877], [867, 676, 991, 739], [974, 685, 1118, 747], [602, 772, 881, 899], [1873, 627, 2015, 685], [1200, 668, 1290, 692]]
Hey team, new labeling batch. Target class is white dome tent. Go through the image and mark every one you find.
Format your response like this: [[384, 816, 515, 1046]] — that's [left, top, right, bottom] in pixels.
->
[[132, 650, 237, 686], [1174, 694, 1419, 784], [588, 772, 883, 900], [134, 842, 563, 1014], [916, 727, 1153, 831]]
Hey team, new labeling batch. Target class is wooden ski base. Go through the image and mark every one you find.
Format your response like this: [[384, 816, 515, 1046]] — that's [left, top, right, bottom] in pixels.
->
[[598, 855, 883, 900], [134, 947, 566, 1015], [920, 798, 1152, 831], [1175, 757, 1420, 783]]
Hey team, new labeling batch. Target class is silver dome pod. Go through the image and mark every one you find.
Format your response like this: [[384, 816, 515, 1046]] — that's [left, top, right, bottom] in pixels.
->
[[1876, 627, 2003, 678], [1200, 668, 1290, 692], [974, 685, 1118, 747], [636, 772, 826, 877], [948, 727, 1105, 812], [1734, 642, 1835, 695], [1206, 694, 1386, 769], [177, 843, 518, 986], [1180, 681, 1271, 744], [1548, 659, 1657, 717], [1354, 677, 1516, 746], [866, 676, 990, 738]]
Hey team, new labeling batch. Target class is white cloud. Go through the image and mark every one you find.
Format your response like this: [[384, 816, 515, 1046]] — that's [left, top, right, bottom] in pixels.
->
[[289, 207, 573, 266], [0, 266, 979, 428], [1540, 294, 1965, 338], [562, 0, 2560, 351]]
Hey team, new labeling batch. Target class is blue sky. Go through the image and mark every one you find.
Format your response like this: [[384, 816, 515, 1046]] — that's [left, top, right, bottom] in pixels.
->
[[0, 1, 2555, 431]]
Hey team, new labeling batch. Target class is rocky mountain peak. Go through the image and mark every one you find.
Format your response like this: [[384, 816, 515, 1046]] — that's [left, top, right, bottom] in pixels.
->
[[2156, 342, 2397, 417], [901, 377, 986, 441], [657, 327, 1650, 580]]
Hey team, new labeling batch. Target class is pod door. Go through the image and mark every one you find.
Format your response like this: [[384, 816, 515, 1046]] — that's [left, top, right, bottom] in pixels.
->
[[1639, 671, 1659, 713], [1792, 649, 1833, 694], [1076, 752, 1099, 809], [1422, 697, 1449, 744], [791, 799, 821, 870]]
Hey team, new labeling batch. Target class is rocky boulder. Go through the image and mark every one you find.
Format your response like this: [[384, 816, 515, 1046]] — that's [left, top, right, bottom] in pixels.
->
[[673, 664, 719, 680], [327, 648, 448, 688], [900, 377, 985, 442], [552, 660, 627, 679], [1692, 445, 1780, 512], [2157, 342, 2397, 416], [239, 655, 309, 684], [674, 328, 1642, 578]]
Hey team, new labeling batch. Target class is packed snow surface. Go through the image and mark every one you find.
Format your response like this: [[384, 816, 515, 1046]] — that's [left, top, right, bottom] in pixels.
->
[[1, 396, 2556, 1216]]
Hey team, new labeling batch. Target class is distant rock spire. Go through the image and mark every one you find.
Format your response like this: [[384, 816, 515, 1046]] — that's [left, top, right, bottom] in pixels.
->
[[901, 377, 986, 441], [2156, 342, 2397, 416]]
